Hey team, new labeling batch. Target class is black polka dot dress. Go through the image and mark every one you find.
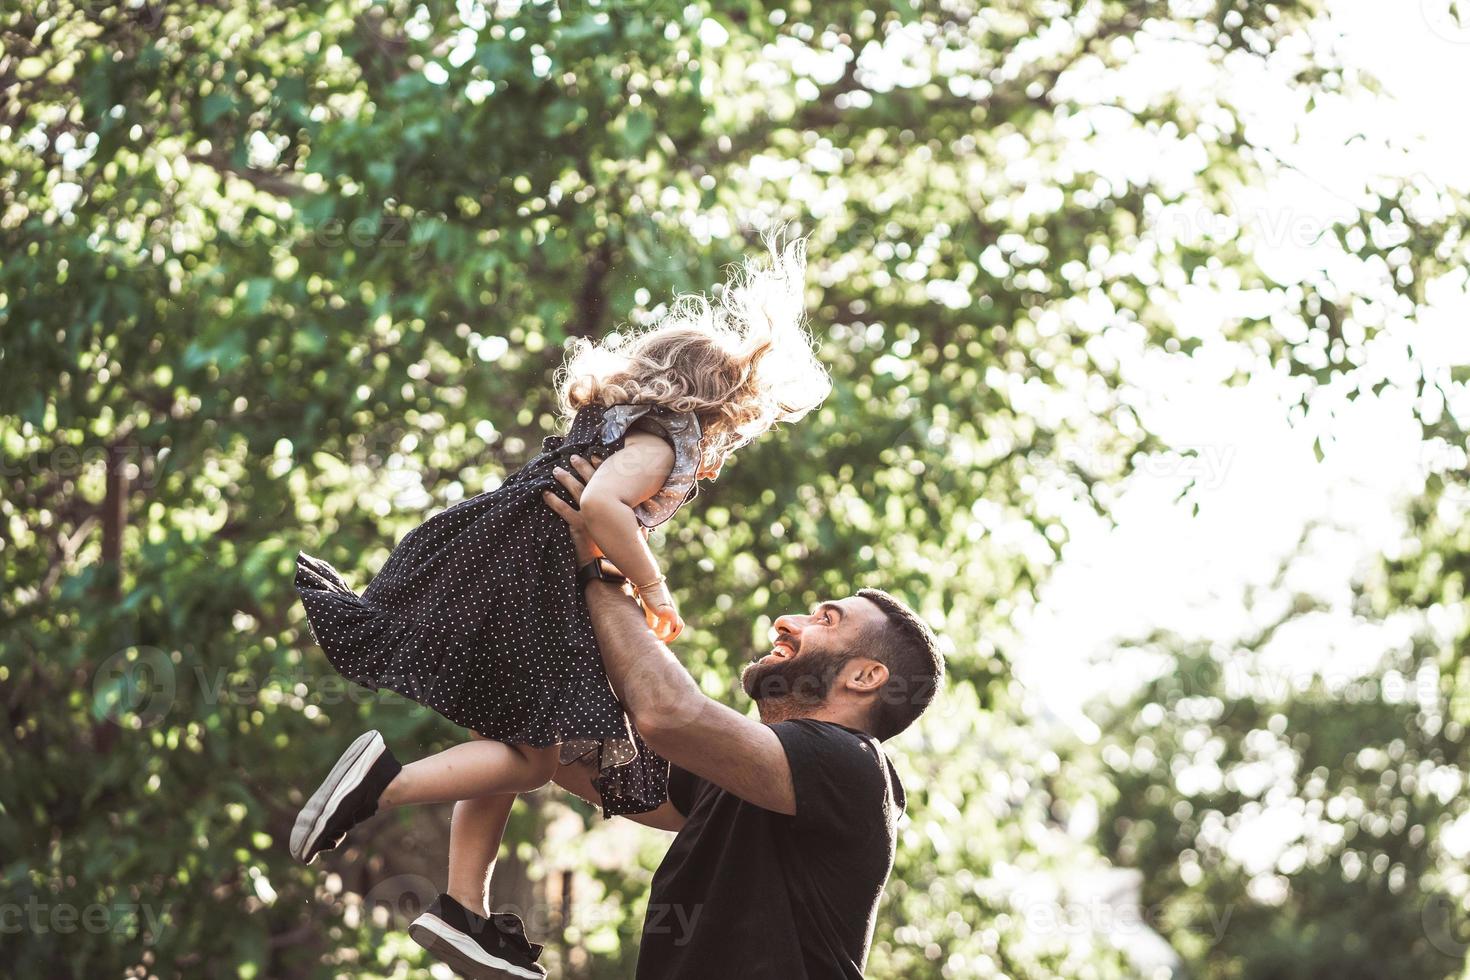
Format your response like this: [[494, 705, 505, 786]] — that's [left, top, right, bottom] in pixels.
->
[[294, 403, 702, 817]]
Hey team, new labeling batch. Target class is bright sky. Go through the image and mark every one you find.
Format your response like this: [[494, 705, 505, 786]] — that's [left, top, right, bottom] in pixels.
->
[[1013, 0, 1470, 730]]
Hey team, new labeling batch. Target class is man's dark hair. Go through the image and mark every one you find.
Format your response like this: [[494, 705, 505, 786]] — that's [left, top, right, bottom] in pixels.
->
[[854, 588, 945, 740]]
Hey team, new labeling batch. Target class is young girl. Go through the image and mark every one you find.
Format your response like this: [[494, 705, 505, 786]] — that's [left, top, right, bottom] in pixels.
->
[[288, 229, 829, 979]]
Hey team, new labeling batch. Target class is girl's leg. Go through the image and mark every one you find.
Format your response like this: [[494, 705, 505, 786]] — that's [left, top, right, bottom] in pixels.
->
[[290, 734, 556, 869], [379, 740, 560, 808], [442, 735, 519, 917], [446, 793, 516, 917]]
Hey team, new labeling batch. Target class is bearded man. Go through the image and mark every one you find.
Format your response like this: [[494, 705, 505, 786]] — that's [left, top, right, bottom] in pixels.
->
[[543, 454, 945, 980]]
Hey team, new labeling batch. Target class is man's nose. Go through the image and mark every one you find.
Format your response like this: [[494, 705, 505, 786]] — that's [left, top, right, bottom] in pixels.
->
[[772, 613, 805, 638]]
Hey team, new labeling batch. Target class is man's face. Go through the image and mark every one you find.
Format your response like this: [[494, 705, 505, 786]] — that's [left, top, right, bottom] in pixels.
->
[[741, 596, 882, 707]]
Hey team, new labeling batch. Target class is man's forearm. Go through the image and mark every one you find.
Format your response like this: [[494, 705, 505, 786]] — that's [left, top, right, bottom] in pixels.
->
[[584, 580, 703, 735], [552, 758, 687, 832], [583, 579, 797, 816]]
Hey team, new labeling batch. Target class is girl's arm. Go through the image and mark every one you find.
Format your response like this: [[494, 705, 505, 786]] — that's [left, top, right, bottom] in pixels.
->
[[577, 431, 682, 638]]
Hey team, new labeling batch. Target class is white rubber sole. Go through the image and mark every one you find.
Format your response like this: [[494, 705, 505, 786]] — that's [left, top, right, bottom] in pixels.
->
[[409, 912, 546, 980], [289, 730, 385, 864]]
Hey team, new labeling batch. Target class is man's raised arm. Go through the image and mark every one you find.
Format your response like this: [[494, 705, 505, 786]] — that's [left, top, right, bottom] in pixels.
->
[[543, 459, 797, 817]]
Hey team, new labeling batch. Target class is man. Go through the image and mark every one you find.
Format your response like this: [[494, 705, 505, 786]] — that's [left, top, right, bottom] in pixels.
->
[[542, 454, 945, 979]]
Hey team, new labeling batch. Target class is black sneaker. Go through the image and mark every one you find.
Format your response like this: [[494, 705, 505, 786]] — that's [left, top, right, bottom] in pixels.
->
[[290, 730, 402, 864], [409, 893, 547, 979]]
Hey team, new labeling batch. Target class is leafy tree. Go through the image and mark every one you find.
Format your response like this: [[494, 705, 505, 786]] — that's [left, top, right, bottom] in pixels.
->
[[1085, 48, 1470, 977], [5, 0, 1458, 976], [1093, 618, 1470, 979]]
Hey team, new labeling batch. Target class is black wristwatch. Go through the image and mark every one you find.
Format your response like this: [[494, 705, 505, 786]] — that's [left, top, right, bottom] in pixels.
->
[[577, 558, 629, 593]]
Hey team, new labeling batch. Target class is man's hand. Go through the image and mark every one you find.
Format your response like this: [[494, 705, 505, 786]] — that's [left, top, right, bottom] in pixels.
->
[[543, 454, 605, 564], [544, 454, 651, 568]]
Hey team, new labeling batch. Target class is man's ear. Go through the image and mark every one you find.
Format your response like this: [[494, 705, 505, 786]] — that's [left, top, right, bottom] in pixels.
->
[[846, 658, 888, 693]]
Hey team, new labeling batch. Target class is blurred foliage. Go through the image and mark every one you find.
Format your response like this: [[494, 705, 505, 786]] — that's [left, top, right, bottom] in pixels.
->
[[1093, 623, 1468, 979], [1081, 24, 1470, 970], [3, 0, 1466, 977]]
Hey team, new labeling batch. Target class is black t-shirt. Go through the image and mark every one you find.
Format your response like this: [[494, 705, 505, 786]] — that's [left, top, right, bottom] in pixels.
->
[[635, 719, 907, 980]]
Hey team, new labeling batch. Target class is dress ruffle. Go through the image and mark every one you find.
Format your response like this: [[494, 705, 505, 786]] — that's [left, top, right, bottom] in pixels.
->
[[298, 556, 641, 727], [295, 554, 470, 718]]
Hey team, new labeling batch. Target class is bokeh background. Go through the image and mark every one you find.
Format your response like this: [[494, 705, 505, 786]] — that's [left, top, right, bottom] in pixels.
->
[[5, 0, 1470, 977]]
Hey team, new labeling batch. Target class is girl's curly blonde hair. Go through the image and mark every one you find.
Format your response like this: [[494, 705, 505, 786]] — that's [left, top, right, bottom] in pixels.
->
[[556, 227, 830, 470]]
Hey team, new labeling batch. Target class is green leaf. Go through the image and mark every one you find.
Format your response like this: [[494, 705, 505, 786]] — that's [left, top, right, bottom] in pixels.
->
[[540, 98, 587, 137], [622, 109, 653, 153], [560, 14, 614, 44], [367, 159, 395, 188], [292, 326, 327, 355], [243, 277, 273, 316], [201, 91, 234, 125], [476, 41, 517, 79]]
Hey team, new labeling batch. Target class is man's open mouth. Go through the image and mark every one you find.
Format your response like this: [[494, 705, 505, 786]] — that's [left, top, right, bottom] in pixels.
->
[[764, 638, 797, 662]]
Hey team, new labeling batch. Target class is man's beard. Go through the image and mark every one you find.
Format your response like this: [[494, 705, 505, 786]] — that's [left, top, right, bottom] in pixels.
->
[[741, 646, 852, 708]]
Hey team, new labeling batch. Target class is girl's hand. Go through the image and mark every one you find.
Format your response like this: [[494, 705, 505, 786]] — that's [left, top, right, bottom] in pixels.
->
[[635, 578, 684, 642], [644, 601, 685, 643]]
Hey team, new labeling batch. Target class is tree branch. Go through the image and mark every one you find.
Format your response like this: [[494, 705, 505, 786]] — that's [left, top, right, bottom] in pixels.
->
[[186, 152, 309, 198]]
